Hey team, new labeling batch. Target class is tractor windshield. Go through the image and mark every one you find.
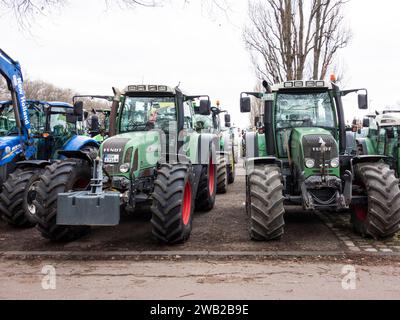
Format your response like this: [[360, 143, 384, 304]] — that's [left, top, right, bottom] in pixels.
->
[[119, 96, 177, 133], [194, 114, 217, 133], [0, 102, 45, 136], [0, 104, 16, 136], [275, 92, 335, 130], [49, 107, 77, 137]]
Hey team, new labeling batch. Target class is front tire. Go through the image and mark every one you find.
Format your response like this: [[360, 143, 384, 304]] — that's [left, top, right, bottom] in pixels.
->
[[217, 155, 228, 194], [352, 163, 400, 239], [0, 167, 39, 228], [34, 159, 92, 242], [151, 163, 195, 244], [195, 159, 217, 212], [247, 164, 285, 241]]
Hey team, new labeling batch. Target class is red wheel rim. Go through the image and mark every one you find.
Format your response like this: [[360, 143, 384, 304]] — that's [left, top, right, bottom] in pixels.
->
[[208, 156, 215, 196], [354, 205, 367, 222], [182, 182, 192, 226]]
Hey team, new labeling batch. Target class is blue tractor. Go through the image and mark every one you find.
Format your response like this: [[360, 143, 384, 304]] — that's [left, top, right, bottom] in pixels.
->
[[0, 49, 99, 228]]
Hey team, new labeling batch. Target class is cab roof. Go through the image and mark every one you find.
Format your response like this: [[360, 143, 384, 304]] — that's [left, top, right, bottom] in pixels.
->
[[0, 100, 73, 108], [376, 114, 400, 127], [272, 80, 333, 92]]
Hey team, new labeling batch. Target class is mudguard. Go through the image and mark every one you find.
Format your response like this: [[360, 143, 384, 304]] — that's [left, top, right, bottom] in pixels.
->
[[196, 133, 219, 166], [351, 155, 392, 169], [61, 135, 99, 153], [245, 157, 283, 169], [245, 132, 259, 159]]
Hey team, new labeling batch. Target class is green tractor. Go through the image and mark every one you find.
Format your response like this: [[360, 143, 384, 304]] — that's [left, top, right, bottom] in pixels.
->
[[240, 80, 400, 240], [33, 85, 218, 244], [194, 101, 236, 193], [357, 112, 400, 175]]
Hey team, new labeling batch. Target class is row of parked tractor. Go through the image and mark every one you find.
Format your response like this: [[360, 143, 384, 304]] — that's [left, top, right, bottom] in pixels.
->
[[0, 49, 238, 244], [1, 48, 400, 246]]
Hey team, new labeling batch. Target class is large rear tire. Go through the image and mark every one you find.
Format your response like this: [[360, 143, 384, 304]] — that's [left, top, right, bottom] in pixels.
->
[[352, 162, 400, 239], [217, 155, 228, 194], [151, 163, 195, 244], [195, 159, 217, 212], [34, 159, 92, 242], [247, 164, 285, 241], [0, 167, 39, 228]]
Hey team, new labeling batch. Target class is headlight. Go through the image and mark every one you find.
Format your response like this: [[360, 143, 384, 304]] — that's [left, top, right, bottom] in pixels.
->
[[330, 158, 340, 168], [119, 163, 130, 173], [305, 158, 315, 169]]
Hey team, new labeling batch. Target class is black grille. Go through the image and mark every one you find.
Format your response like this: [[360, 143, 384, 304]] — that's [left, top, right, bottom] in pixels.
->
[[102, 138, 130, 176], [303, 135, 338, 168]]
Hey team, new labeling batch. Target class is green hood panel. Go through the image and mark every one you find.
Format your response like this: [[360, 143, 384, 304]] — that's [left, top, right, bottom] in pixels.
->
[[100, 131, 162, 178], [290, 128, 340, 178]]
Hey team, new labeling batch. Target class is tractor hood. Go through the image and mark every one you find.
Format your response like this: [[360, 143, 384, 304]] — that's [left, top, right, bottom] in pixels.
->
[[0, 136, 22, 162], [100, 131, 162, 178], [290, 128, 340, 178]]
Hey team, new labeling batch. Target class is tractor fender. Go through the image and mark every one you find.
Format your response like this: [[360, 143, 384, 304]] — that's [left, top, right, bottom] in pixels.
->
[[221, 131, 233, 154], [61, 135, 99, 153], [15, 160, 51, 169], [196, 133, 219, 166], [355, 138, 373, 155], [245, 157, 283, 171], [57, 150, 94, 164], [245, 132, 259, 159], [351, 155, 393, 172]]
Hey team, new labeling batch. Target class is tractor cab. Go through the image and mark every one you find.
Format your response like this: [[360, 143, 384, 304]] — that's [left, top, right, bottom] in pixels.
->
[[102, 84, 211, 183], [359, 113, 400, 173], [0, 100, 84, 160]]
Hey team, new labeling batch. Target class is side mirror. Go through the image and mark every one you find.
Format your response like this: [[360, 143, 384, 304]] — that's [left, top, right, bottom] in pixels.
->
[[74, 101, 84, 117], [362, 118, 370, 128], [66, 114, 77, 124], [224, 114, 231, 124], [199, 99, 211, 116], [358, 94, 368, 110], [254, 116, 260, 127], [240, 97, 251, 113]]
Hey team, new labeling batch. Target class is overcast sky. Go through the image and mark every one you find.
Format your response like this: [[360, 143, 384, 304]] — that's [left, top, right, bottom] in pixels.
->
[[1, 0, 399, 127]]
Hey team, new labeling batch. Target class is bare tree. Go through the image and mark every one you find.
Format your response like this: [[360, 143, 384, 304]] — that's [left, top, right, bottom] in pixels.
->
[[244, 0, 351, 84], [0, 78, 10, 100], [0, 0, 230, 28], [0, 76, 77, 102]]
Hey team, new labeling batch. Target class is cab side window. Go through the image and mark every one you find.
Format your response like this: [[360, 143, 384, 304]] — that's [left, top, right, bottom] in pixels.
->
[[183, 101, 194, 129]]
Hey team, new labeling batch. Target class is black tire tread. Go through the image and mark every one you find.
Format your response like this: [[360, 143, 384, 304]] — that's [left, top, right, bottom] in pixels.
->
[[0, 168, 37, 228], [151, 163, 193, 244], [195, 165, 215, 212], [247, 165, 285, 241], [353, 162, 400, 239], [34, 160, 91, 242], [217, 155, 227, 194]]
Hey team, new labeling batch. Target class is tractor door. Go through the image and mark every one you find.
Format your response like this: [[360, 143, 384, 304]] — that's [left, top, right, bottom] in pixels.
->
[[46, 107, 76, 159], [28, 103, 47, 159], [182, 100, 196, 157]]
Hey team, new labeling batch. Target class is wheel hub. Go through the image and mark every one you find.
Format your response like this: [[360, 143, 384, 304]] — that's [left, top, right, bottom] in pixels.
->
[[27, 182, 39, 216]]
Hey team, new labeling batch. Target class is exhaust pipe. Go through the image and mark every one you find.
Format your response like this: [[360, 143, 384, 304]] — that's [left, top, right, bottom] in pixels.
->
[[109, 87, 121, 137]]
